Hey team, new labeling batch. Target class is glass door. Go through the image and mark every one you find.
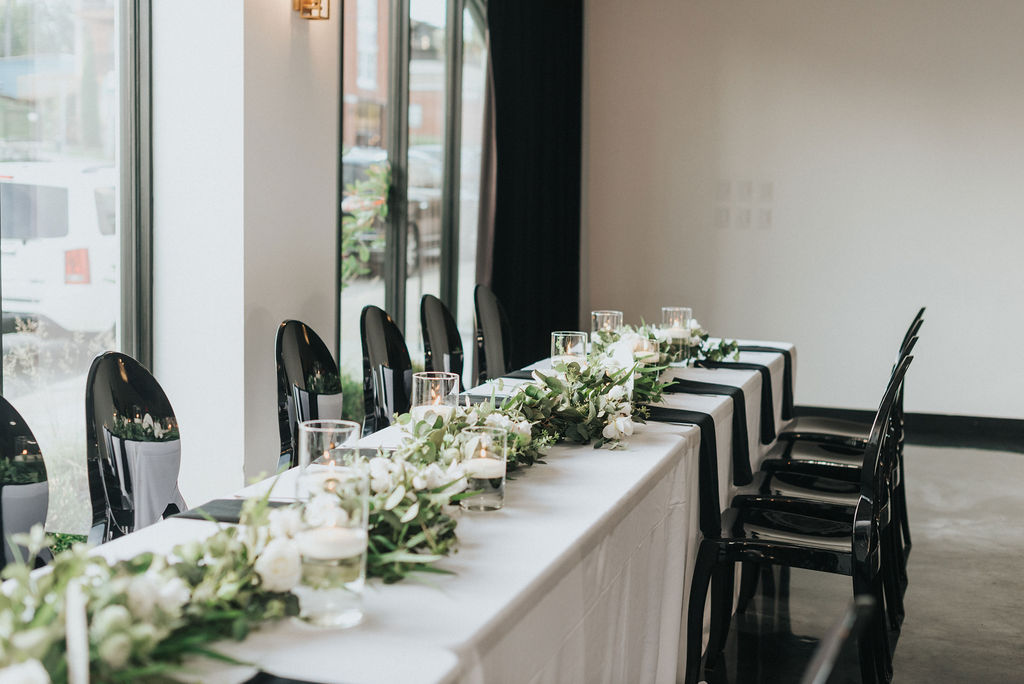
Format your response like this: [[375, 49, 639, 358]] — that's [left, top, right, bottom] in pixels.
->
[[339, 0, 488, 415], [340, 0, 392, 410], [0, 0, 124, 534]]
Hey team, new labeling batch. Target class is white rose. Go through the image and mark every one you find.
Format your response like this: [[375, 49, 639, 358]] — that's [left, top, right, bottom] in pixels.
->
[[129, 622, 160, 649], [254, 539, 302, 593], [126, 574, 159, 620], [606, 384, 627, 402], [0, 659, 50, 684], [9, 628, 51, 661], [269, 507, 304, 539], [442, 462, 468, 495], [142, 413, 155, 432], [484, 413, 513, 431], [305, 495, 349, 528], [156, 576, 191, 615], [368, 457, 393, 480], [98, 632, 132, 669], [90, 605, 131, 641], [513, 420, 532, 444], [602, 415, 634, 441], [419, 463, 447, 490]]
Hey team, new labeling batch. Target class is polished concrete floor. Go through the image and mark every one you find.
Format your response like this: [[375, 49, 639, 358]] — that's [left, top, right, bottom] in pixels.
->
[[707, 445, 1024, 683]]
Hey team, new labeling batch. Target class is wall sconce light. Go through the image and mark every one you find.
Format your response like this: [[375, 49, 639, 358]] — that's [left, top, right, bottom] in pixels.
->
[[293, 0, 329, 20]]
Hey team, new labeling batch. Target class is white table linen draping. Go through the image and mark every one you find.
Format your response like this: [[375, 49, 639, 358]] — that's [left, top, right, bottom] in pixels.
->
[[2, 481, 49, 564], [90, 340, 795, 684]]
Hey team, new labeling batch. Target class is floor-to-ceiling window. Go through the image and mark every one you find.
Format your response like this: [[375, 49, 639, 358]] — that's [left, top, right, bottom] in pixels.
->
[[0, 0, 145, 534], [339, 0, 487, 412]]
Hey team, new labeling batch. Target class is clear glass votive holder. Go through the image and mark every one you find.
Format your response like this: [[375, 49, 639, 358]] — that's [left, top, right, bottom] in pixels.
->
[[590, 310, 624, 337], [296, 419, 361, 500], [459, 426, 508, 511], [661, 306, 695, 362], [550, 331, 588, 367], [409, 371, 460, 425], [292, 465, 370, 628]]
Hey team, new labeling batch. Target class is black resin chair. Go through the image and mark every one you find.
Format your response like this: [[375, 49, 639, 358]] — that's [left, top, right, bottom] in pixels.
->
[[276, 320, 344, 469], [0, 396, 51, 568], [473, 284, 513, 384], [779, 308, 923, 449], [420, 294, 464, 390], [85, 352, 186, 543], [360, 305, 413, 435], [735, 336, 918, 639], [685, 355, 913, 684], [774, 312, 923, 566]]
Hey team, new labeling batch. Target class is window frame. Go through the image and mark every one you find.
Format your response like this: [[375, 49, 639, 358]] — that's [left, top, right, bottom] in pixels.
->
[[120, 0, 154, 367], [336, 0, 487, 360]]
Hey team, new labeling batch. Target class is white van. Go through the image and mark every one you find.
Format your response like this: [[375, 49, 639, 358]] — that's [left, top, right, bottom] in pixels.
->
[[0, 162, 119, 336]]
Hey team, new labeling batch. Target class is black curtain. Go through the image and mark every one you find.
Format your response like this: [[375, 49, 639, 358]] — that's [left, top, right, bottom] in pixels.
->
[[482, 0, 583, 368]]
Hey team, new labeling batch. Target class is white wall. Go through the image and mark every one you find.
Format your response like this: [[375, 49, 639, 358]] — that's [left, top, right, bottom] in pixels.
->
[[153, 1, 339, 503], [583, 0, 1024, 418]]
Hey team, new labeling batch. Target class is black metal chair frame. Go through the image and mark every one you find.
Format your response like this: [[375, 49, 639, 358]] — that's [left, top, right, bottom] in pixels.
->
[[359, 305, 413, 435], [685, 355, 913, 684], [275, 320, 342, 468], [473, 284, 513, 385], [420, 294, 465, 391], [85, 352, 181, 543], [0, 396, 51, 568]]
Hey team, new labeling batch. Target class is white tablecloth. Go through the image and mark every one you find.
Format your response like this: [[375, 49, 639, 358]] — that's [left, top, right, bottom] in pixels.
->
[[93, 340, 795, 684]]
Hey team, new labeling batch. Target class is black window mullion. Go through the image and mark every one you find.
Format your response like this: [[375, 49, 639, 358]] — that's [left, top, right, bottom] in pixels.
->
[[386, 0, 411, 330], [120, 0, 152, 367], [439, 0, 464, 311]]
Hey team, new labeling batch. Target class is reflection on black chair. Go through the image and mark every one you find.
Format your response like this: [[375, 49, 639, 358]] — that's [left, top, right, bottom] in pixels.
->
[[360, 305, 413, 435], [85, 352, 186, 543], [800, 597, 877, 684], [276, 320, 344, 469], [685, 355, 914, 684], [473, 284, 513, 384], [421, 294, 464, 390], [0, 396, 51, 568]]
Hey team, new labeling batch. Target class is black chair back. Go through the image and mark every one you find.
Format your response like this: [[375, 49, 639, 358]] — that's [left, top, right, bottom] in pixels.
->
[[85, 352, 183, 542], [360, 305, 413, 435], [421, 294, 464, 390], [276, 320, 342, 468], [0, 396, 50, 567], [851, 355, 913, 558], [473, 284, 513, 384]]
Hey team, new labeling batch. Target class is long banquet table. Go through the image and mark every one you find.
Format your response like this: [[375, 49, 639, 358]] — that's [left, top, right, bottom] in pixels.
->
[[92, 340, 795, 684]]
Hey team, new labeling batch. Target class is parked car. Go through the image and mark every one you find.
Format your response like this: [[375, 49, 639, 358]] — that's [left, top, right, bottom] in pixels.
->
[[341, 146, 442, 277], [0, 162, 119, 336]]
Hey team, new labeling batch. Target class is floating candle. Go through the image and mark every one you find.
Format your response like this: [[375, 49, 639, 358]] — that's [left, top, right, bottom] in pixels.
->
[[296, 526, 368, 561], [463, 458, 506, 480]]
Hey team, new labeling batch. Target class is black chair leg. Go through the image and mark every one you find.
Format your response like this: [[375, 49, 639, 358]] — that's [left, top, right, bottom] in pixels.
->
[[777, 565, 792, 634], [736, 561, 759, 614], [685, 540, 718, 684], [896, 458, 913, 560], [853, 571, 892, 684], [881, 526, 905, 634], [705, 561, 736, 674]]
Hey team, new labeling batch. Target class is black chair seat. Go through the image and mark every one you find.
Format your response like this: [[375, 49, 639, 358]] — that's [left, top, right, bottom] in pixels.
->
[[762, 470, 862, 507], [779, 415, 870, 448], [739, 506, 855, 555], [760, 440, 865, 476]]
